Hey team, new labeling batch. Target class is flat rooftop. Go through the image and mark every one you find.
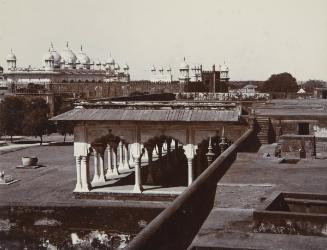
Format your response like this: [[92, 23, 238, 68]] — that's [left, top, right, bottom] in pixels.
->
[[190, 144, 327, 250], [254, 98, 327, 118], [51, 108, 240, 122]]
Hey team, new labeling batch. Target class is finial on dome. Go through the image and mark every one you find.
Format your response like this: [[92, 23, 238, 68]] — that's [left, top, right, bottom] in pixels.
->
[[80, 45, 83, 51], [66, 41, 69, 48], [51, 42, 53, 49]]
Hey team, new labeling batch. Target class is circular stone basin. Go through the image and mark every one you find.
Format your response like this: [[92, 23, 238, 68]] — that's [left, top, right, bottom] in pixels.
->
[[22, 156, 38, 166]]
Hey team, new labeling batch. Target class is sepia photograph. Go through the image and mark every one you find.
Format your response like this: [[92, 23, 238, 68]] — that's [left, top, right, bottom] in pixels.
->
[[0, 0, 327, 249]]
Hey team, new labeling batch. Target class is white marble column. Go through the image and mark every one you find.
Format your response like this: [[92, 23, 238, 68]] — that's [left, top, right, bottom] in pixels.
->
[[123, 143, 130, 170], [184, 144, 196, 186], [106, 144, 119, 177], [113, 148, 118, 174], [162, 141, 168, 155], [129, 144, 135, 167], [80, 156, 90, 192], [91, 151, 100, 184], [74, 156, 82, 192], [98, 152, 106, 182], [118, 140, 124, 171], [131, 143, 143, 193]]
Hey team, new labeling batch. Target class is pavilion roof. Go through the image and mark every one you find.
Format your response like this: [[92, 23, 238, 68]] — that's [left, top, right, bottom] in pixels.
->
[[51, 108, 240, 122]]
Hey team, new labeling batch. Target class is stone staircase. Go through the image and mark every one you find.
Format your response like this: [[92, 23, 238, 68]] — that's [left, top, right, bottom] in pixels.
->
[[256, 116, 270, 144]]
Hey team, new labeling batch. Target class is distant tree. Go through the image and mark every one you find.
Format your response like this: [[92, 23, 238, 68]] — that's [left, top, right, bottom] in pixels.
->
[[303, 80, 327, 93], [0, 96, 26, 142], [22, 98, 52, 145], [259, 72, 298, 93], [55, 103, 74, 143], [56, 121, 74, 143]]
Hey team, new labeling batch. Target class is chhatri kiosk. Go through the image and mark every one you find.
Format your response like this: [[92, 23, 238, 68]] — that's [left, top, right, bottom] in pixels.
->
[[52, 101, 248, 197]]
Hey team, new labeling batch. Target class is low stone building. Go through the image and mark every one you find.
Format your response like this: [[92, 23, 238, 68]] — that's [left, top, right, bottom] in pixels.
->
[[253, 99, 327, 158]]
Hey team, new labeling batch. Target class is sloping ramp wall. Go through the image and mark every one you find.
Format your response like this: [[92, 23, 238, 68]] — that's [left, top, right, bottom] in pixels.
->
[[127, 128, 258, 250]]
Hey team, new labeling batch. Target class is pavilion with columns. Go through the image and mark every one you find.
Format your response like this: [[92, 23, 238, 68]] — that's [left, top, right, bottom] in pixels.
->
[[52, 103, 248, 196]]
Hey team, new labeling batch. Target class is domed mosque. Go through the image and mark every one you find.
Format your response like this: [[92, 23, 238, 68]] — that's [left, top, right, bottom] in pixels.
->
[[76, 45, 91, 69], [4, 42, 130, 85], [60, 42, 77, 69]]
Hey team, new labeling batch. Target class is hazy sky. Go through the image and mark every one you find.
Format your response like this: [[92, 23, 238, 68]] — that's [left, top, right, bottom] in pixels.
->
[[0, 0, 326, 81]]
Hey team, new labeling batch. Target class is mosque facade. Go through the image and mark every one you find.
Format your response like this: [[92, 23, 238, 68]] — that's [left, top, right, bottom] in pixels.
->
[[4, 43, 130, 86]]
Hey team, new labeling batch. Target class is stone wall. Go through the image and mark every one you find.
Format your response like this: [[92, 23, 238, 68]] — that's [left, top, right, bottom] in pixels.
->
[[278, 135, 316, 159], [316, 137, 327, 159]]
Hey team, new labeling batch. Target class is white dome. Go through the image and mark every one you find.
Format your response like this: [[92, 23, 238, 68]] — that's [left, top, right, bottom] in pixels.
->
[[50, 50, 61, 64], [107, 54, 115, 65], [48, 44, 61, 65], [114, 63, 120, 70], [76, 47, 90, 65], [180, 58, 189, 70], [151, 65, 156, 71], [222, 62, 229, 71], [43, 51, 54, 61], [123, 63, 129, 70], [61, 43, 77, 64], [6, 50, 16, 61]]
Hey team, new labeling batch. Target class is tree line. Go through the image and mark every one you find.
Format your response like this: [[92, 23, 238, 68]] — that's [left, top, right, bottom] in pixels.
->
[[231, 72, 326, 94], [0, 96, 73, 144]]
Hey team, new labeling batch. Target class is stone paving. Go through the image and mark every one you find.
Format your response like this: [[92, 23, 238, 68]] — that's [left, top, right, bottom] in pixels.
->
[[190, 144, 327, 249], [0, 135, 171, 209]]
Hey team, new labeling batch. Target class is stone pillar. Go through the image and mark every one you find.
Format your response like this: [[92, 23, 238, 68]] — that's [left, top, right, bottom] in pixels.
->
[[106, 144, 112, 178], [91, 151, 100, 184], [146, 146, 154, 184], [162, 141, 168, 155], [80, 155, 90, 192], [166, 139, 173, 172], [74, 156, 82, 192], [118, 140, 124, 171], [106, 144, 118, 177], [131, 143, 143, 193], [98, 152, 106, 182], [113, 148, 118, 174], [184, 144, 196, 186], [123, 143, 130, 170], [129, 144, 135, 167]]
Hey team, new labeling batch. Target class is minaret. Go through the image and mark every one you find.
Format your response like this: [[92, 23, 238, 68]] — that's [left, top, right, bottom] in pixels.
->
[[6, 49, 17, 70], [44, 48, 55, 71], [179, 57, 190, 83]]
